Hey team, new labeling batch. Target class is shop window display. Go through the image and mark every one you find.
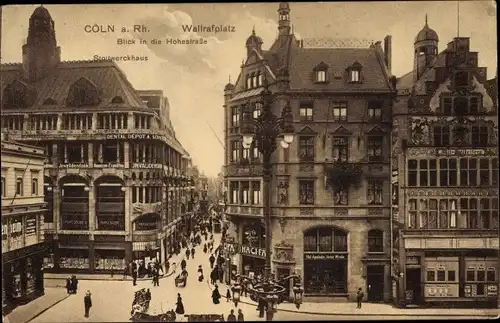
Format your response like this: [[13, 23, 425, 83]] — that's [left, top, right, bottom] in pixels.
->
[[10, 261, 22, 299], [59, 249, 90, 269], [95, 251, 126, 270], [25, 257, 37, 296], [2, 222, 8, 251], [10, 217, 23, 250]]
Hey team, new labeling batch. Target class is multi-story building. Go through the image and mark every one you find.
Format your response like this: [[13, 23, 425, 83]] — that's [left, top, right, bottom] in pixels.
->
[[392, 19, 499, 307], [1, 139, 47, 312], [223, 2, 394, 302], [0, 6, 191, 274], [198, 173, 209, 215]]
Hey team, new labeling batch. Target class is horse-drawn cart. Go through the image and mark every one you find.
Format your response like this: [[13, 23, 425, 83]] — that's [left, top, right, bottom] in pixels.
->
[[130, 310, 176, 322]]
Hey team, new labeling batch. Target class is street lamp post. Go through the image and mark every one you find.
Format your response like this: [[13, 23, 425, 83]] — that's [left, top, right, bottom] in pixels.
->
[[235, 78, 301, 321]]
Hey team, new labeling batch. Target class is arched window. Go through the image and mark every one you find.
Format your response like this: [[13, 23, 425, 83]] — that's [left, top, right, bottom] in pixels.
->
[[368, 230, 384, 253], [66, 77, 100, 106]]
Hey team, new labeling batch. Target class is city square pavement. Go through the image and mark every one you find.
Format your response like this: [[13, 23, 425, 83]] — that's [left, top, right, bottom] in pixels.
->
[[28, 233, 500, 322]]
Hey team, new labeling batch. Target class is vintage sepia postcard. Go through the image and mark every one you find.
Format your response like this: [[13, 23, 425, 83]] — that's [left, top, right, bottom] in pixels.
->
[[0, 2, 498, 322]]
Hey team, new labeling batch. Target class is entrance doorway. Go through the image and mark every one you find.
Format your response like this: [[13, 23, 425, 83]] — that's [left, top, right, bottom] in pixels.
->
[[367, 265, 385, 302], [405, 268, 422, 305]]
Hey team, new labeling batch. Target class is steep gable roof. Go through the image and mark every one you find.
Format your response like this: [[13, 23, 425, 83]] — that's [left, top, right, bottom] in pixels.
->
[[286, 46, 392, 91], [0, 60, 148, 111]]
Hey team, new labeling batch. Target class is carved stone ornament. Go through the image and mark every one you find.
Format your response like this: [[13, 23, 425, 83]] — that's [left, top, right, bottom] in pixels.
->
[[409, 117, 430, 145], [272, 240, 296, 264], [407, 188, 498, 197], [335, 208, 348, 217], [300, 208, 314, 216], [278, 181, 289, 205], [299, 164, 314, 172]]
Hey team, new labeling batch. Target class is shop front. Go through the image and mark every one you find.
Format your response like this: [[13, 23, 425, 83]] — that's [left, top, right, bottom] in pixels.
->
[[240, 245, 266, 277], [56, 234, 91, 272], [403, 249, 499, 307], [93, 235, 130, 274], [303, 227, 349, 297], [2, 242, 46, 313]]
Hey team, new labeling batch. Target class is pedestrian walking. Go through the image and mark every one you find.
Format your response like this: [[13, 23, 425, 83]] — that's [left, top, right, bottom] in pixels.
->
[[175, 293, 185, 314], [198, 265, 204, 282], [191, 247, 195, 259], [186, 248, 191, 259], [84, 290, 92, 318], [209, 254, 215, 269], [237, 309, 244, 321], [226, 288, 231, 302], [227, 309, 236, 321], [71, 275, 79, 294], [66, 276, 71, 294], [203, 244, 208, 254], [132, 269, 137, 286], [212, 284, 222, 304], [165, 261, 170, 275], [356, 288, 364, 309], [181, 259, 187, 271]]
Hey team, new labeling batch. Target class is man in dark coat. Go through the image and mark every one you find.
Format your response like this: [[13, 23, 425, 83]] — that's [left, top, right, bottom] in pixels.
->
[[185, 248, 191, 259], [209, 254, 215, 269], [227, 309, 236, 321], [356, 288, 364, 309], [71, 276, 78, 294], [210, 267, 218, 285], [191, 247, 195, 259], [237, 309, 244, 321], [84, 290, 92, 318], [66, 277, 71, 294], [181, 259, 187, 271]]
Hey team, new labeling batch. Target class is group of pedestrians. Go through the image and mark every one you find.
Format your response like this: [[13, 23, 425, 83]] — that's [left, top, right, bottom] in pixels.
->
[[65, 275, 79, 294]]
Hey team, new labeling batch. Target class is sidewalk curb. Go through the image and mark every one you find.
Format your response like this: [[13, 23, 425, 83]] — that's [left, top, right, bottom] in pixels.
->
[[25, 294, 70, 323], [208, 283, 497, 317]]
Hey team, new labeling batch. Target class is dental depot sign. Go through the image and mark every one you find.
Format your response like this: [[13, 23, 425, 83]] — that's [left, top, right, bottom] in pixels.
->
[[223, 242, 266, 259]]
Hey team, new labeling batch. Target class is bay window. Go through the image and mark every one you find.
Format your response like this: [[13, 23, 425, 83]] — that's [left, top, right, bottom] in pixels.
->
[[252, 181, 261, 204]]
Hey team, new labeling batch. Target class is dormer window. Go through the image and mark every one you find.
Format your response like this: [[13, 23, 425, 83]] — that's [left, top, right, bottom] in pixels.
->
[[313, 62, 329, 83], [347, 61, 363, 83], [111, 96, 124, 104], [258, 73, 263, 87], [246, 75, 252, 89], [252, 73, 258, 88], [253, 102, 262, 119], [350, 70, 360, 82], [66, 77, 100, 106]]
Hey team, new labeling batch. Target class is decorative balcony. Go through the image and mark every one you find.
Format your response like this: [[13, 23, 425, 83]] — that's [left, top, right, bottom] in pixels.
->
[[225, 205, 263, 217]]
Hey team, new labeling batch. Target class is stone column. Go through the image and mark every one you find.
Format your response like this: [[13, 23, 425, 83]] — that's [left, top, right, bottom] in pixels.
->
[[128, 112, 134, 130], [88, 182, 96, 231], [124, 185, 130, 234], [88, 142, 94, 167], [124, 142, 130, 168], [92, 113, 97, 130], [56, 113, 63, 131], [53, 186, 61, 231]]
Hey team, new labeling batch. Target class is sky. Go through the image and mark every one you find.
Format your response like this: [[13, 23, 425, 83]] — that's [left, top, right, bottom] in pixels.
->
[[1, 1, 497, 177]]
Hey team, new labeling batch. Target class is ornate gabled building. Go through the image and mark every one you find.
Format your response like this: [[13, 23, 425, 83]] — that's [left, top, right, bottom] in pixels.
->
[[391, 17, 499, 307], [223, 2, 395, 302], [0, 6, 192, 274]]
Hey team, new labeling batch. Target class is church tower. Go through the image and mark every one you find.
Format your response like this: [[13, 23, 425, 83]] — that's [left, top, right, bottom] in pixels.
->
[[413, 15, 439, 82], [278, 2, 291, 37], [22, 6, 61, 82]]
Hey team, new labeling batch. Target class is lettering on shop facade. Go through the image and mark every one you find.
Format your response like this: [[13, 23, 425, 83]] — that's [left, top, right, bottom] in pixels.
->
[[436, 148, 495, 156], [105, 134, 170, 141], [131, 163, 163, 169], [94, 163, 124, 168], [304, 253, 346, 260], [240, 245, 266, 259]]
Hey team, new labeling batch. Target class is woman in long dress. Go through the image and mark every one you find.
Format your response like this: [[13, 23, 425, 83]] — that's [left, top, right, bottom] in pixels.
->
[[198, 265, 204, 282], [212, 284, 221, 304], [175, 293, 185, 314]]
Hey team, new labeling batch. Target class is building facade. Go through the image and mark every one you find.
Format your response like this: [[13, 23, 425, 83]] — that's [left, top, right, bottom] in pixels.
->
[[223, 2, 395, 302], [1, 139, 47, 313], [392, 20, 499, 307], [0, 6, 192, 274]]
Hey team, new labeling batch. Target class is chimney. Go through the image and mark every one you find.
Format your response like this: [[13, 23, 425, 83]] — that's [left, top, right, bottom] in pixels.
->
[[384, 35, 392, 75]]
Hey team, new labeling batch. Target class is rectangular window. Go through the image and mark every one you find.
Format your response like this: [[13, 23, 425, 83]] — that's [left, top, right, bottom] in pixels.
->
[[429, 159, 437, 186], [433, 126, 451, 146], [333, 188, 348, 205], [466, 270, 475, 281], [241, 182, 250, 205], [299, 136, 315, 162], [230, 182, 239, 204], [442, 97, 452, 114], [299, 102, 314, 121], [428, 199, 438, 228], [437, 270, 446, 282], [408, 160, 418, 187], [231, 107, 240, 128], [427, 271, 436, 282], [368, 101, 383, 121], [1, 177, 5, 197], [408, 199, 417, 228], [252, 181, 261, 204], [15, 177, 23, 196], [448, 270, 456, 281], [479, 158, 490, 186], [332, 102, 347, 122], [316, 70, 326, 83], [367, 136, 383, 162], [487, 269, 496, 282], [471, 126, 489, 147], [251, 143, 260, 160], [469, 97, 480, 113], [480, 198, 491, 229], [492, 158, 498, 186], [253, 102, 262, 119], [460, 158, 478, 187], [332, 136, 348, 162], [419, 199, 429, 228], [367, 180, 383, 205], [299, 180, 315, 205], [231, 141, 240, 162], [242, 147, 250, 160], [440, 158, 458, 186], [419, 160, 429, 186]]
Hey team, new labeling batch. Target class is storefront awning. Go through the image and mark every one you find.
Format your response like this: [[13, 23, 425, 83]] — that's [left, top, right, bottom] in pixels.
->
[[94, 244, 126, 250], [59, 244, 88, 250], [133, 241, 159, 252]]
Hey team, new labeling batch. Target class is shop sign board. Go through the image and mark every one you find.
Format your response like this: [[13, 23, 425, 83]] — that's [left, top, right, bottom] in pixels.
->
[[94, 163, 124, 168], [131, 163, 163, 169], [222, 242, 238, 254], [240, 245, 266, 259], [304, 253, 346, 260], [436, 148, 493, 156]]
